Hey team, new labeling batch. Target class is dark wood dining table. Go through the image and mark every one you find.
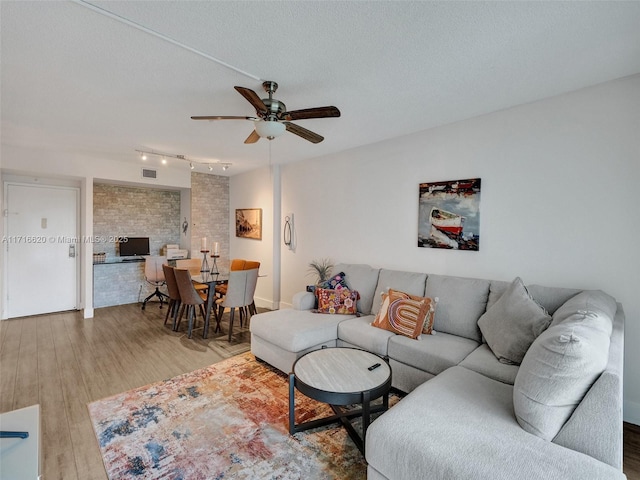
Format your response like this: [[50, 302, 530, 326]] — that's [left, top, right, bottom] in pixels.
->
[[191, 271, 228, 338]]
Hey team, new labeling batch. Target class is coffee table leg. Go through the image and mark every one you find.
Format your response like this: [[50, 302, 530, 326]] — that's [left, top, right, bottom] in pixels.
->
[[289, 373, 296, 435]]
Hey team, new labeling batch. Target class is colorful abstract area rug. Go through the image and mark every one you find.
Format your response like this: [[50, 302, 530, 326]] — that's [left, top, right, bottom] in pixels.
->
[[88, 352, 399, 479]]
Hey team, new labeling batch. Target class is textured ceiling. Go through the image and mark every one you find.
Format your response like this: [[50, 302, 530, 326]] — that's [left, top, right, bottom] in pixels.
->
[[2, 1, 640, 176]]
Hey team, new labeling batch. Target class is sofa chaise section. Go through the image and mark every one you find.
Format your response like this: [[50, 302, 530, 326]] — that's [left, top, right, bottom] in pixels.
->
[[366, 365, 625, 480]]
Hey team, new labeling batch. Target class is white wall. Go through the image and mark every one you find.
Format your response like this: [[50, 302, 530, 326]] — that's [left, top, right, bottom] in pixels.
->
[[229, 166, 276, 309], [232, 75, 640, 422]]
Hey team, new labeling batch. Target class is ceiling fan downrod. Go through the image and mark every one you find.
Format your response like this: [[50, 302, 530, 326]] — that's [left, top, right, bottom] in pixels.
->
[[261, 81, 285, 121]]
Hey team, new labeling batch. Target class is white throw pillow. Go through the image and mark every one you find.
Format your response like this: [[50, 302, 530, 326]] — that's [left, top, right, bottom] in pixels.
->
[[513, 302, 612, 441], [477, 277, 551, 365]]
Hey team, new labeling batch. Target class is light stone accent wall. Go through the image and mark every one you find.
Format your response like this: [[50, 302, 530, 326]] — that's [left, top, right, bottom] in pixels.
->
[[190, 173, 230, 273], [93, 183, 181, 307]]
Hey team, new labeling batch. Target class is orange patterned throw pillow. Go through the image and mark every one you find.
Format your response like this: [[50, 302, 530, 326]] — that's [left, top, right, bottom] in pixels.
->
[[372, 289, 437, 339], [315, 288, 360, 314]]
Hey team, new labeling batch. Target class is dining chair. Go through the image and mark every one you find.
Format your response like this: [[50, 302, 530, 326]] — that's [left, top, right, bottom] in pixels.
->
[[216, 268, 259, 342], [176, 258, 208, 293], [215, 259, 261, 322], [242, 260, 261, 317], [162, 264, 182, 330], [214, 258, 246, 298], [173, 268, 207, 339], [141, 256, 169, 310]]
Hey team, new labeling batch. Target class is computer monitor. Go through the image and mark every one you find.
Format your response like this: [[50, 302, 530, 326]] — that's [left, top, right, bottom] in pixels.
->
[[118, 237, 150, 256]]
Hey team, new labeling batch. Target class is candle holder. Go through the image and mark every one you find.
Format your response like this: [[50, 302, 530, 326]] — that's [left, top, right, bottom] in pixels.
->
[[210, 254, 220, 275], [200, 250, 210, 273]]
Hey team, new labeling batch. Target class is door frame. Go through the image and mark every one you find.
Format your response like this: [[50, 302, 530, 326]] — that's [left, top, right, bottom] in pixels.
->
[[2, 180, 81, 319]]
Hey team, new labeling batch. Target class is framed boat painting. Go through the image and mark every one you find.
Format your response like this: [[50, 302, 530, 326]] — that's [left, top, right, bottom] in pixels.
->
[[418, 178, 481, 251], [235, 208, 262, 240]]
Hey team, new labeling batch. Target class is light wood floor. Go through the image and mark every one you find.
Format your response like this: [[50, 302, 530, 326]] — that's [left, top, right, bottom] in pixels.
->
[[2, 303, 640, 480], [0, 302, 253, 480]]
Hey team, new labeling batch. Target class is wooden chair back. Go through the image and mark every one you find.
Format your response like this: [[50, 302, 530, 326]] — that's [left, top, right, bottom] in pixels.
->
[[173, 268, 204, 306], [162, 264, 180, 301]]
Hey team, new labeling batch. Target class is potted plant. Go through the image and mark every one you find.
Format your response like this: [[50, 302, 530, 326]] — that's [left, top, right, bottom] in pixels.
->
[[306, 258, 333, 292]]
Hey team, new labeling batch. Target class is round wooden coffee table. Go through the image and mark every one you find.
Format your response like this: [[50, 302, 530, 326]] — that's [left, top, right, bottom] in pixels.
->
[[288, 347, 392, 454]]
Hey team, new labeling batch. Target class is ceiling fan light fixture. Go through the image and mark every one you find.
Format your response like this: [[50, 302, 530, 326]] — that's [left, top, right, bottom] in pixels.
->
[[255, 120, 285, 140]]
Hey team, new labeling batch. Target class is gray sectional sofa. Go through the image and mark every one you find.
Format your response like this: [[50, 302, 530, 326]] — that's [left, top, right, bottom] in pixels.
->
[[250, 263, 625, 479]]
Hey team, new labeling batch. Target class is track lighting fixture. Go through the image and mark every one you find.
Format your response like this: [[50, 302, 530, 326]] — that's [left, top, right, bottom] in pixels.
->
[[134, 149, 231, 172]]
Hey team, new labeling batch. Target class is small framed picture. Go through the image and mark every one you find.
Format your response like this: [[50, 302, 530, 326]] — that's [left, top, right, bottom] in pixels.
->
[[235, 208, 262, 240]]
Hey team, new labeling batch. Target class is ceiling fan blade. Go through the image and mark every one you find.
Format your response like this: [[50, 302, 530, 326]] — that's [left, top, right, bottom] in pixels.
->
[[282, 106, 341, 121], [234, 86, 267, 114], [191, 115, 256, 121], [284, 122, 324, 144], [244, 130, 260, 144]]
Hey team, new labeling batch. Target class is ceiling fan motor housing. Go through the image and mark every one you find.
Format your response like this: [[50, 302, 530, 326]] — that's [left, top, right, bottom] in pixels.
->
[[261, 81, 285, 120], [262, 98, 286, 120]]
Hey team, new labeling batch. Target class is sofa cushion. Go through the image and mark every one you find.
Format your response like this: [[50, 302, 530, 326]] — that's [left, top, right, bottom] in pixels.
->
[[371, 269, 428, 315], [249, 309, 348, 353], [334, 263, 380, 315], [337, 316, 395, 356], [513, 292, 614, 441], [550, 290, 617, 329], [366, 366, 626, 480], [478, 277, 551, 365], [315, 288, 359, 314], [459, 344, 519, 385], [527, 285, 583, 316], [425, 275, 489, 342], [487, 280, 581, 316], [388, 331, 479, 376]]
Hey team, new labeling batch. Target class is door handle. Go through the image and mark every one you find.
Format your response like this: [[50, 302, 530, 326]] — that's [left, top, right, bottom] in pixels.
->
[[69, 244, 76, 258]]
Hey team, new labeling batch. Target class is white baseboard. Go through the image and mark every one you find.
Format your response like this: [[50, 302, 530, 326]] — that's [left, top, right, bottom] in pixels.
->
[[624, 399, 640, 426], [254, 297, 285, 311], [83, 307, 94, 319]]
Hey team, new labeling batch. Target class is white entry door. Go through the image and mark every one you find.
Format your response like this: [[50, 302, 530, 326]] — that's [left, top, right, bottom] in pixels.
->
[[4, 183, 79, 318]]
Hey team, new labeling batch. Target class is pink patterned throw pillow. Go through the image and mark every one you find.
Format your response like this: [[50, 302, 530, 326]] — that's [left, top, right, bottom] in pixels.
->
[[315, 288, 360, 314]]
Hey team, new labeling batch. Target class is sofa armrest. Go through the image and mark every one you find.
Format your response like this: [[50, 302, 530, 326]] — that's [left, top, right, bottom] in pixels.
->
[[292, 291, 315, 310]]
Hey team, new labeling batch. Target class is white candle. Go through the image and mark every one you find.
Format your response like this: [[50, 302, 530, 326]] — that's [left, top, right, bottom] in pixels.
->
[[201, 237, 207, 251], [213, 242, 219, 256]]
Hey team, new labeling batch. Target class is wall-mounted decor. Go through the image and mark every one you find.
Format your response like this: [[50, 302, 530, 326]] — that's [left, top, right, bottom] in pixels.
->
[[236, 208, 262, 240], [418, 178, 481, 251]]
